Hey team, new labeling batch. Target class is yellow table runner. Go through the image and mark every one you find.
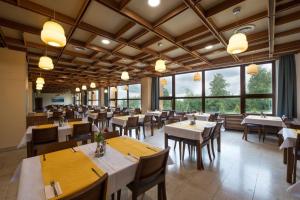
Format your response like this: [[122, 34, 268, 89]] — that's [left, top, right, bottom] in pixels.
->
[[36, 124, 57, 129], [106, 137, 161, 158], [40, 149, 104, 200]]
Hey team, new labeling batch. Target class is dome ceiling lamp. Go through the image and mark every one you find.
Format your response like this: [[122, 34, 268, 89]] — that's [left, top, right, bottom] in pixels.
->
[[121, 71, 130, 81], [36, 77, 45, 85], [227, 7, 248, 55], [246, 55, 259, 76], [38, 47, 54, 70], [193, 72, 202, 81], [82, 85, 87, 90], [75, 87, 80, 92], [160, 78, 167, 87], [90, 82, 96, 88], [155, 58, 166, 73], [36, 83, 43, 90]]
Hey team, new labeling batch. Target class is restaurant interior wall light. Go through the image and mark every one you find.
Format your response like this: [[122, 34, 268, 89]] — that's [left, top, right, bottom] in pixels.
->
[[227, 32, 248, 54], [36, 77, 45, 85], [41, 21, 66, 47], [101, 39, 110, 45], [104, 89, 108, 93], [155, 59, 166, 72], [38, 56, 54, 70], [193, 72, 202, 81], [148, 0, 160, 7], [75, 87, 80, 92], [121, 71, 130, 81], [82, 85, 87, 90], [90, 82, 96, 88], [246, 64, 259, 76]]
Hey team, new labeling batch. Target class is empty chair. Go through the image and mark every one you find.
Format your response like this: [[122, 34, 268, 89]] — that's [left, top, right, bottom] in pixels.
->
[[168, 110, 175, 120], [139, 115, 153, 138], [211, 121, 223, 157], [134, 108, 141, 114], [125, 117, 140, 139], [29, 126, 59, 157], [127, 147, 170, 200], [61, 173, 108, 200], [65, 110, 75, 119], [53, 111, 63, 120], [102, 131, 120, 140], [36, 141, 78, 155], [293, 134, 300, 183], [242, 113, 263, 141], [97, 112, 108, 128], [68, 123, 93, 145], [26, 115, 49, 127]]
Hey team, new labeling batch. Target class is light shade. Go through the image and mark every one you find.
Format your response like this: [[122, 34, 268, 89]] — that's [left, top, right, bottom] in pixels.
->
[[246, 64, 259, 75], [104, 89, 108, 93], [121, 71, 129, 81], [90, 82, 96, 88], [36, 77, 45, 85], [38, 56, 54, 70], [148, 0, 160, 7], [82, 85, 87, 90], [155, 59, 166, 72], [75, 87, 80, 92], [160, 78, 167, 86], [36, 83, 43, 90], [41, 21, 66, 47], [193, 72, 201, 81], [227, 33, 248, 54]]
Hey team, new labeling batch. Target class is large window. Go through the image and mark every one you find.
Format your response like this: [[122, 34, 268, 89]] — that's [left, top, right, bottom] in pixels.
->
[[109, 84, 141, 109], [158, 61, 275, 114], [75, 93, 81, 105], [88, 90, 99, 106]]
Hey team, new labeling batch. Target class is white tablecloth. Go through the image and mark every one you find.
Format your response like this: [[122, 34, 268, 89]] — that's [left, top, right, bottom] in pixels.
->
[[186, 113, 210, 121], [88, 112, 114, 120], [17, 123, 99, 148], [17, 140, 140, 200], [241, 115, 286, 127], [146, 111, 162, 117], [279, 128, 299, 149], [111, 115, 145, 127], [165, 120, 216, 143]]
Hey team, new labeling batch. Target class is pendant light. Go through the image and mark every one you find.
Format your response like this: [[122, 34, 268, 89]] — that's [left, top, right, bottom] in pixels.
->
[[75, 87, 80, 92], [36, 83, 43, 90], [193, 72, 201, 81], [104, 89, 108, 93], [90, 82, 96, 88], [160, 78, 167, 86], [227, 7, 248, 55], [41, 21, 66, 47], [38, 56, 54, 70], [155, 59, 166, 72], [121, 71, 129, 81], [246, 64, 259, 75], [82, 85, 87, 90], [36, 77, 45, 85]]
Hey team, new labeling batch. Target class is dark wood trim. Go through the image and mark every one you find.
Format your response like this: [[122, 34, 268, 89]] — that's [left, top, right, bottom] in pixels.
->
[[240, 66, 246, 114]]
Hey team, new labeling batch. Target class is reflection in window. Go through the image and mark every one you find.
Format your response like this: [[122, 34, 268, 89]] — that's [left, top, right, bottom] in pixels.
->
[[246, 98, 272, 114], [117, 99, 128, 108], [246, 63, 272, 94], [205, 98, 240, 114], [175, 72, 202, 97], [205, 67, 240, 96], [159, 100, 172, 110], [129, 100, 141, 109], [117, 86, 127, 99], [88, 90, 99, 106], [159, 76, 172, 97], [175, 98, 202, 112], [129, 84, 141, 99]]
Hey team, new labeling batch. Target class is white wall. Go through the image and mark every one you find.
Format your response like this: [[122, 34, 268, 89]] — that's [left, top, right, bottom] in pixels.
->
[[141, 77, 152, 113], [0, 48, 27, 149], [295, 53, 300, 120], [39, 92, 73, 107]]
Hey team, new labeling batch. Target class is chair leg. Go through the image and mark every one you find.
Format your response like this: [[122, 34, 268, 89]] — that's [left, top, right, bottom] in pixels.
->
[[179, 141, 182, 161], [182, 143, 185, 161], [293, 155, 297, 183], [111, 193, 115, 200], [217, 136, 221, 152], [143, 125, 146, 139], [207, 144, 212, 162], [132, 192, 138, 200], [158, 184, 163, 200], [117, 189, 121, 200], [174, 141, 177, 150], [211, 139, 215, 158], [161, 181, 167, 200]]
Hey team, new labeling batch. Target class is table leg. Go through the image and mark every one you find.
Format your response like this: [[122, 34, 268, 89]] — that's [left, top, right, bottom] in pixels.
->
[[164, 134, 168, 149], [217, 136, 221, 152], [283, 148, 287, 164], [179, 140, 182, 161], [196, 141, 204, 170], [287, 147, 294, 183], [112, 124, 116, 131], [151, 122, 154, 136]]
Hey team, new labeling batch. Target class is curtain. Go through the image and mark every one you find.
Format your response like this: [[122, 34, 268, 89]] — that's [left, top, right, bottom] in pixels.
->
[[277, 54, 297, 119], [151, 77, 159, 110]]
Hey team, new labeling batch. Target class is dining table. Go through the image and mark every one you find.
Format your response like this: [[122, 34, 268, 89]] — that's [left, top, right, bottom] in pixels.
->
[[279, 128, 300, 184], [111, 114, 146, 135], [145, 110, 162, 117], [186, 113, 211, 121], [164, 120, 216, 170], [88, 112, 114, 120], [17, 136, 162, 200], [241, 115, 286, 141]]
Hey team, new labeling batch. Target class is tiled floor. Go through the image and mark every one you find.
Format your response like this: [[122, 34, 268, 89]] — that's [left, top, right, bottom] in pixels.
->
[[0, 128, 297, 200]]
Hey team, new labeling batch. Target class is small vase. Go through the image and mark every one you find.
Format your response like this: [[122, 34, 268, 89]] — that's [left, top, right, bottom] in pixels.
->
[[95, 142, 101, 158]]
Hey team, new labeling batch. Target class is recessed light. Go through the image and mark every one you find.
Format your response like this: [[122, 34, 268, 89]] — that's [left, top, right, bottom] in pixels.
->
[[148, 0, 160, 7], [101, 39, 110, 45], [74, 46, 86, 51], [205, 45, 213, 50], [157, 42, 163, 47]]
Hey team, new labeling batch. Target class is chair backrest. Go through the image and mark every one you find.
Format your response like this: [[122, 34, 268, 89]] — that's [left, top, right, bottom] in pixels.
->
[[202, 127, 213, 142], [168, 110, 175, 117], [134, 147, 170, 184], [208, 114, 216, 122], [134, 108, 141, 114], [127, 117, 139, 128], [32, 126, 58, 145], [144, 115, 153, 123], [36, 141, 77, 155], [211, 121, 223, 139], [26, 115, 48, 127], [161, 111, 168, 118], [68, 118, 83, 122], [61, 173, 108, 200], [73, 123, 92, 137], [103, 131, 120, 140], [98, 112, 107, 120], [65, 110, 74, 119]]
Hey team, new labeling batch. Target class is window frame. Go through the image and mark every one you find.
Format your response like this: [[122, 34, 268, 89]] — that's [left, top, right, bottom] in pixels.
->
[[109, 83, 142, 108], [87, 89, 99, 106]]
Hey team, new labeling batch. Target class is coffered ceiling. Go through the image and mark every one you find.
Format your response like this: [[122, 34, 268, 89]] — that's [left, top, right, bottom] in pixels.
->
[[0, 0, 299, 92]]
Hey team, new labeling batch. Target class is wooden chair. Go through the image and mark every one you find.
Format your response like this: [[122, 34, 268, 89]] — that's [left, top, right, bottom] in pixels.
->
[[97, 112, 108, 128], [26, 115, 49, 127], [68, 123, 93, 145], [168, 110, 175, 120], [61, 173, 108, 200], [138, 115, 153, 138], [242, 113, 263, 141], [125, 117, 140, 139], [65, 110, 75, 119], [134, 108, 141, 114], [127, 147, 170, 200], [29, 126, 59, 157], [211, 121, 223, 158], [53, 111, 63, 120], [182, 127, 213, 162], [160, 111, 168, 126], [103, 131, 120, 140], [293, 134, 300, 183], [36, 141, 78, 155]]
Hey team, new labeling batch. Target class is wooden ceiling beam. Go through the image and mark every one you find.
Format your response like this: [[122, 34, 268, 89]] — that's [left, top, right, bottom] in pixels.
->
[[275, 10, 300, 25], [119, 0, 131, 10], [268, 0, 276, 57], [205, 0, 246, 18], [115, 21, 135, 39], [140, 36, 162, 49], [276, 0, 300, 13], [175, 26, 207, 42]]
